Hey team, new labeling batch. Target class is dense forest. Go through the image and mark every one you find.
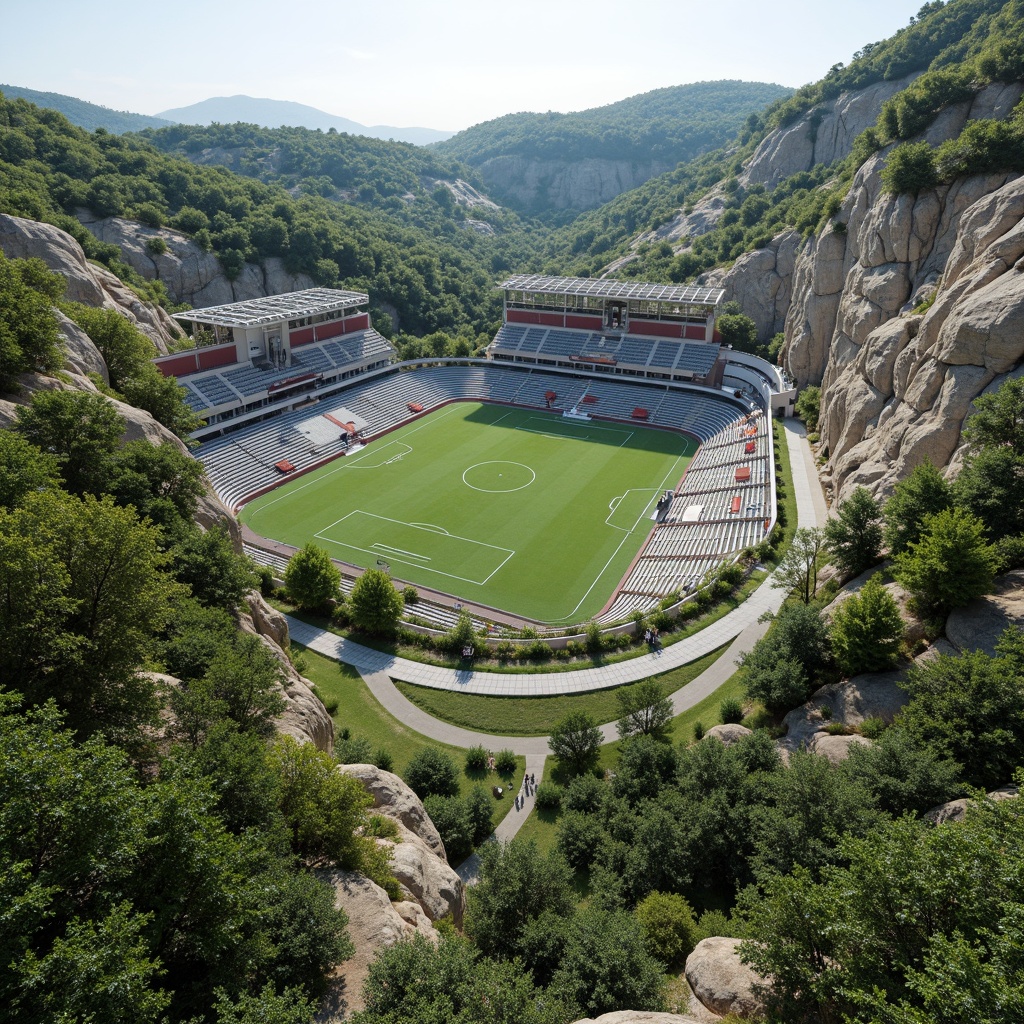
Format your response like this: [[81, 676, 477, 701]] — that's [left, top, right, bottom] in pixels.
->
[[0, 83, 173, 134], [435, 81, 791, 167]]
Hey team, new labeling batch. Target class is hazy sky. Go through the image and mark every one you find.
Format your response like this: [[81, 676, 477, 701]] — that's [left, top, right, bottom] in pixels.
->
[[7, 0, 927, 130]]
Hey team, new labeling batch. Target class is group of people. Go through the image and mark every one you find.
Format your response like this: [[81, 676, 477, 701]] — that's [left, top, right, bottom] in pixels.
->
[[643, 626, 662, 651], [514, 773, 537, 812]]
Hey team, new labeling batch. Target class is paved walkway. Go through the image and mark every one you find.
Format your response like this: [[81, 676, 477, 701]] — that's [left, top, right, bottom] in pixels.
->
[[288, 420, 826, 876]]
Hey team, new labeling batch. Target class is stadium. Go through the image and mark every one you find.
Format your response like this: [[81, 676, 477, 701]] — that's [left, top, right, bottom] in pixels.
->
[[158, 277, 796, 637]]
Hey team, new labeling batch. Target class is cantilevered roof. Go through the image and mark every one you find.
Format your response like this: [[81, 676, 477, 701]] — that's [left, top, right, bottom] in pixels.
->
[[173, 288, 369, 328], [499, 274, 725, 306]]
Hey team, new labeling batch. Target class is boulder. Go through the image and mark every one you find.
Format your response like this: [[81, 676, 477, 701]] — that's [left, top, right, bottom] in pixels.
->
[[704, 724, 753, 747], [808, 732, 872, 764], [56, 310, 109, 383], [685, 937, 767, 1019], [339, 764, 446, 859], [925, 784, 1019, 825], [314, 869, 437, 1022], [380, 820, 465, 927], [945, 570, 1024, 657], [246, 590, 290, 648]]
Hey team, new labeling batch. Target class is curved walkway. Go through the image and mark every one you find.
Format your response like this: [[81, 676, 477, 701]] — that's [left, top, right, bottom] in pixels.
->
[[286, 419, 825, 696]]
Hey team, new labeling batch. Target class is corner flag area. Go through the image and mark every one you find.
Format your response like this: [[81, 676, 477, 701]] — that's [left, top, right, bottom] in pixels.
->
[[239, 403, 696, 623]]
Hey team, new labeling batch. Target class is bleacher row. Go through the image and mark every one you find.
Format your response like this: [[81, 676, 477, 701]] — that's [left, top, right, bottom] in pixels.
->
[[491, 324, 720, 377], [178, 329, 394, 413], [595, 412, 772, 622]]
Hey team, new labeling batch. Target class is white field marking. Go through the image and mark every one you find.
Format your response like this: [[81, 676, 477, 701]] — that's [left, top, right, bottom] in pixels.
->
[[604, 489, 661, 532], [241, 401, 468, 520], [545, 442, 693, 623], [608, 495, 622, 512], [462, 461, 536, 493], [243, 440, 413, 520], [372, 543, 430, 561], [409, 523, 450, 534], [315, 510, 515, 587]]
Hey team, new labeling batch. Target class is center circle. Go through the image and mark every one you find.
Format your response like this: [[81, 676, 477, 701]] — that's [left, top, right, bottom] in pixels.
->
[[462, 461, 536, 493]]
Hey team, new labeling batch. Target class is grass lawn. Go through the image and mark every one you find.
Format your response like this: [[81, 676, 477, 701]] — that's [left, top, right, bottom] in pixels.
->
[[393, 647, 725, 735], [243, 402, 694, 623], [295, 646, 523, 829]]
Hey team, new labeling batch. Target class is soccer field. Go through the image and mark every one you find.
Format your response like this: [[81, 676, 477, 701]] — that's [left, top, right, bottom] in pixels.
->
[[240, 403, 696, 623]]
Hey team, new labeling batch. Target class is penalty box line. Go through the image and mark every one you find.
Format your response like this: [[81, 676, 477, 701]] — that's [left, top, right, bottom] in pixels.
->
[[315, 510, 515, 587], [516, 418, 635, 448]]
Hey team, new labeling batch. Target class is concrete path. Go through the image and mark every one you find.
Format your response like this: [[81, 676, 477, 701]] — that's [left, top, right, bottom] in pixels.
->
[[289, 420, 826, 875]]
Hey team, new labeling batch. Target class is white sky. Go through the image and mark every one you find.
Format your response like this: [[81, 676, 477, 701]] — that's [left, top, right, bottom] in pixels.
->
[[6, 0, 927, 131]]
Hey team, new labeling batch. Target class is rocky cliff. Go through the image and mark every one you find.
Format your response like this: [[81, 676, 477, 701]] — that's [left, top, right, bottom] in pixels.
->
[[77, 211, 314, 308], [479, 155, 674, 213], [694, 80, 1024, 502]]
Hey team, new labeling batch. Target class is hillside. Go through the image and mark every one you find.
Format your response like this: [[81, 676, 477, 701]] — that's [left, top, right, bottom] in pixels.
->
[[0, 92, 526, 337], [0, 83, 173, 133], [156, 94, 455, 145], [434, 80, 792, 215]]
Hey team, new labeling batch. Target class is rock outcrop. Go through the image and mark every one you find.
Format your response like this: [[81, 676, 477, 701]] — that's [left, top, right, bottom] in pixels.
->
[[945, 570, 1024, 657], [703, 724, 753, 747], [77, 211, 314, 308], [478, 155, 673, 212], [702, 230, 800, 341], [572, 1014, 703, 1024], [339, 763, 447, 859], [379, 819, 465, 927], [315, 869, 438, 1022], [685, 937, 767, 1019], [0, 213, 180, 352]]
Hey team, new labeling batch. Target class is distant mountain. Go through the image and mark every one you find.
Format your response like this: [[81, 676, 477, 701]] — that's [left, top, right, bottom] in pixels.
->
[[0, 84, 173, 134], [155, 95, 454, 145], [433, 80, 793, 215]]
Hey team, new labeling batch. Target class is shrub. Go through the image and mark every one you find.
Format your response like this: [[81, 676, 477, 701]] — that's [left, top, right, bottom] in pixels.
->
[[254, 562, 276, 597], [585, 620, 603, 654], [495, 640, 516, 661], [859, 717, 887, 740], [635, 891, 698, 965], [535, 782, 563, 811], [145, 235, 168, 255], [881, 141, 938, 196], [285, 543, 341, 612], [402, 585, 419, 604], [365, 814, 400, 841], [494, 749, 517, 777], [465, 745, 489, 773], [557, 810, 604, 870], [466, 785, 494, 844], [373, 748, 394, 772], [720, 698, 744, 724], [405, 747, 460, 799], [563, 772, 605, 814], [693, 721, 705, 741], [423, 794, 473, 862], [335, 734, 373, 764]]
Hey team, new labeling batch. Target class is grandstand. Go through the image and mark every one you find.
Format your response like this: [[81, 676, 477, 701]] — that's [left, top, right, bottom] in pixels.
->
[[155, 289, 395, 434], [174, 278, 796, 629]]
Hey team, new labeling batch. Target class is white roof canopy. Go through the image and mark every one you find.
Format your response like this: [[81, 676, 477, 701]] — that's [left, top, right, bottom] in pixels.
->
[[500, 274, 725, 306], [173, 288, 369, 329]]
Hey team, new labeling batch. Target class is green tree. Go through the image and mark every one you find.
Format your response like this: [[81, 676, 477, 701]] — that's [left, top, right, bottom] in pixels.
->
[[740, 601, 832, 713], [954, 444, 1024, 542], [199, 631, 286, 734], [893, 507, 999, 617], [716, 312, 759, 353], [284, 543, 342, 612], [829, 574, 905, 675], [882, 141, 939, 195], [172, 523, 257, 608], [772, 526, 827, 603], [0, 251, 65, 392], [404, 746, 460, 799], [883, 457, 954, 555], [0, 430, 60, 508], [422, 794, 473, 862], [549, 906, 668, 1018], [635, 890, 698, 965], [895, 643, 1024, 789], [616, 679, 673, 740], [0, 490, 182, 743], [14, 389, 125, 496], [548, 710, 603, 775], [466, 785, 494, 845], [348, 568, 403, 634], [824, 486, 884, 579], [464, 838, 576, 965], [796, 385, 821, 431]]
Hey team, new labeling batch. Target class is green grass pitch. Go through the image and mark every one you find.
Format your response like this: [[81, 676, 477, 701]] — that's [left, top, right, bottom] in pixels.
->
[[240, 403, 696, 623]]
